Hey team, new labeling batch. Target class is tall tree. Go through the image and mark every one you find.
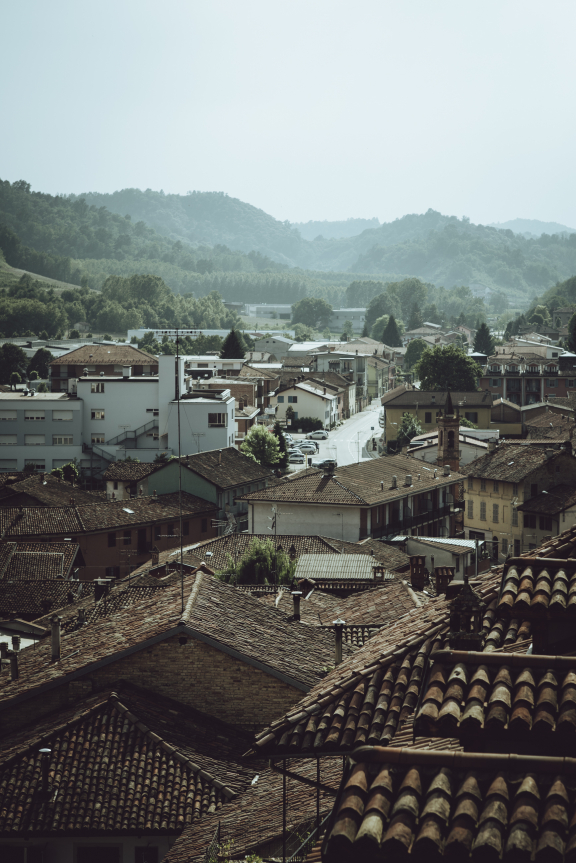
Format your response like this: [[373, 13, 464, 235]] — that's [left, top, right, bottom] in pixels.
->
[[218, 537, 296, 585], [414, 345, 483, 391], [568, 312, 576, 353], [408, 302, 423, 330], [291, 297, 333, 328], [473, 322, 495, 355], [361, 320, 369, 338], [381, 315, 403, 347], [0, 344, 28, 385], [28, 347, 54, 379], [272, 421, 289, 471], [404, 338, 428, 370], [220, 329, 246, 358], [240, 424, 280, 469]]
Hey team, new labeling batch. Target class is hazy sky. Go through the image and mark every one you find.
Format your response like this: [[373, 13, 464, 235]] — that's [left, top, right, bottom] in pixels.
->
[[2, 0, 575, 226]]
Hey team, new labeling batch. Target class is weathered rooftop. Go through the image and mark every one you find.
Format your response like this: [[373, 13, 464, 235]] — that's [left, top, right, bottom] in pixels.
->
[[459, 442, 567, 482], [49, 344, 158, 365]]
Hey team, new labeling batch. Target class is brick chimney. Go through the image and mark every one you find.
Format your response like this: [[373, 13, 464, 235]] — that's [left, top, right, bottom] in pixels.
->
[[409, 555, 426, 590], [333, 618, 345, 665], [8, 650, 18, 681], [51, 614, 62, 662]]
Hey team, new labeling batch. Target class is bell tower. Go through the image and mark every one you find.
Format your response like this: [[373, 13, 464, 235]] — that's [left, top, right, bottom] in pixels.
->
[[437, 391, 460, 472]]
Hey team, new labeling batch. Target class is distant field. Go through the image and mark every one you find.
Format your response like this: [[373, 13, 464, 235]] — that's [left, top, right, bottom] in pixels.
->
[[0, 260, 101, 295]]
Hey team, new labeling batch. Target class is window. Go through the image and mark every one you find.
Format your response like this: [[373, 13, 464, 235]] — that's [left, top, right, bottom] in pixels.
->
[[493, 481, 499, 492], [524, 514, 537, 528], [167, 523, 175, 537], [530, 484, 538, 498], [539, 516, 553, 531], [464, 412, 478, 424], [292, 411, 299, 420], [277, 395, 284, 403], [52, 410, 73, 421], [0, 411, 17, 421], [514, 539, 521, 556], [467, 500, 474, 519], [107, 532, 116, 547], [24, 409, 45, 421], [201, 518, 207, 532], [208, 413, 227, 427], [154, 525, 162, 540], [0, 435, 17, 445], [480, 479, 486, 491], [122, 530, 131, 545], [502, 538, 508, 556], [135, 849, 159, 863], [25, 435, 45, 445], [183, 520, 189, 536], [512, 508, 518, 527], [288, 395, 298, 403], [25, 458, 45, 470], [424, 412, 432, 423], [91, 434, 105, 444], [480, 501, 487, 521], [492, 504, 499, 523], [512, 483, 519, 497], [467, 477, 473, 490], [91, 410, 105, 420], [0, 459, 17, 470], [547, 378, 558, 387], [53, 435, 73, 445], [146, 408, 159, 416]]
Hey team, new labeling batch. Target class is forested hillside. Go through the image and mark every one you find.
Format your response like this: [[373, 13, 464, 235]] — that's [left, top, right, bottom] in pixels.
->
[[291, 217, 380, 240]]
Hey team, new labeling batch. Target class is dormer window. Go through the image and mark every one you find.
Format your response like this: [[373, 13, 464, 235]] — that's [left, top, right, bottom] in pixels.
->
[[489, 365, 501, 373], [528, 365, 539, 373]]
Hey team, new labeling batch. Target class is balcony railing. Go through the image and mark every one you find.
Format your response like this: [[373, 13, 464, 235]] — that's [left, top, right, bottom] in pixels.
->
[[371, 503, 455, 539]]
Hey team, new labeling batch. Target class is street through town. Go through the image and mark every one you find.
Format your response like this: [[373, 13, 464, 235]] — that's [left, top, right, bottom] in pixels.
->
[[288, 401, 381, 470]]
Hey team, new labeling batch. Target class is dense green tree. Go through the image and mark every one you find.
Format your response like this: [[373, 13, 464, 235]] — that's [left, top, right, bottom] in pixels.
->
[[220, 329, 246, 358], [404, 338, 428, 370], [291, 297, 333, 328], [366, 292, 401, 330], [240, 424, 280, 469], [293, 323, 315, 342], [460, 416, 478, 429], [396, 412, 422, 448], [0, 343, 28, 384], [381, 315, 403, 347], [10, 372, 21, 390], [69, 329, 80, 338], [473, 323, 495, 355], [370, 315, 389, 342], [218, 537, 296, 585], [272, 421, 289, 471], [341, 320, 354, 339], [414, 345, 483, 391], [361, 321, 369, 337], [36, 383, 48, 392], [568, 312, 576, 352], [408, 302, 423, 330], [28, 347, 54, 379]]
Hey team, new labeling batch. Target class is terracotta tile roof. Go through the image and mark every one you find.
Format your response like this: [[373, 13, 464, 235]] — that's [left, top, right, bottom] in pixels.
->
[[239, 364, 279, 379], [173, 446, 274, 489], [240, 456, 464, 506], [102, 461, 162, 481], [459, 442, 565, 481], [246, 569, 505, 757], [0, 492, 217, 537], [259, 580, 423, 628], [0, 571, 351, 711], [0, 579, 95, 621], [165, 757, 343, 863], [322, 747, 576, 862], [415, 648, 576, 747], [381, 390, 493, 409], [0, 473, 101, 507], [0, 684, 256, 837], [49, 344, 157, 365], [527, 411, 575, 430], [518, 483, 576, 515], [0, 541, 80, 581]]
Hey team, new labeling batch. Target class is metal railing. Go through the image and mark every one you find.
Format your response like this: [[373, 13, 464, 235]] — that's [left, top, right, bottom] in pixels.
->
[[370, 503, 454, 539], [204, 821, 220, 863], [287, 813, 332, 862], [90, 444, 114, 461], [107, 419, 159, 446]]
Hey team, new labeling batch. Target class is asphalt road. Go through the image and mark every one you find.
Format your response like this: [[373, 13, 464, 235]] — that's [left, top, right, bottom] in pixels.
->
[[288, 402, 381, 470]]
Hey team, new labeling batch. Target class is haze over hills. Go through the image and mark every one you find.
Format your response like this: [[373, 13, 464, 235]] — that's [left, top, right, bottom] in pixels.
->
[[291, 217, 380, 241], [488, 218, 576, 238]]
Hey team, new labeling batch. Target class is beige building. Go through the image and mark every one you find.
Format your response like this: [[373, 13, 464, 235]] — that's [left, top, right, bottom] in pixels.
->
[[461, 441, 576, 561], [381, 389, 494, 445]]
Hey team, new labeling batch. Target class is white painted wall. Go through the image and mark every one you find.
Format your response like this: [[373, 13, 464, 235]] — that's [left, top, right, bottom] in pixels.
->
[[0, 392, 83, 472], [249, 500, 361, 542], [77, 377, 159, 447], [274, 385, 337, 428], [167, 396, 235, 454]]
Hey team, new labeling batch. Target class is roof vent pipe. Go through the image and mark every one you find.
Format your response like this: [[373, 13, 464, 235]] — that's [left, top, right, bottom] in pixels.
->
[[391, 475, 398, 489], [380, 480, 384, 490], [51, 615, 62, 662], [8, 651, 18, 681], [0, 642, 8, 672], [291, 590, 302, 622], [443, 465, 450, 476], [405, 474, 412, 486]]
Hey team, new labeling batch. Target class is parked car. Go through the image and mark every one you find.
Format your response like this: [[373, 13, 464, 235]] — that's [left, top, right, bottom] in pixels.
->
[[284, 433, 294, 442], [298, 443, 318, 454], [288, 452, 305, 464], [307, 430, 329, 439], [312, 458, 337, 469]]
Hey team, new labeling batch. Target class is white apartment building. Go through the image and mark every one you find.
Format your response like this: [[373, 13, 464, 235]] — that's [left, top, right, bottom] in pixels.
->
[[329, 308, 367, 333], [273, 381, 338, 429]]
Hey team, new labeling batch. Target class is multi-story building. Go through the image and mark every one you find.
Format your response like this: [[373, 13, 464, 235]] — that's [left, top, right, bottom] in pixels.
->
[[312, 350, 369, 411], [461, 441, 576, 560], [253, 335, 295, 359], [49, 344, 158, 392], [380, 389, 493, 444], [329, 308, 367, 333], [273, 381, 338, 429], [481, 349, 576, 405]]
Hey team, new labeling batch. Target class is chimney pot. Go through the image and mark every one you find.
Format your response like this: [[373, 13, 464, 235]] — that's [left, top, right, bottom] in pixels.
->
[[8, 650, 18, 681], [443, 464, 450, 476], [405, 474, 412, 486], [151, 546, 160, 566], [11, 636, 20, 652], [380, 480, 384, 490], [333, 618, 345, 665], [291, 590, 302, 622], [391, 475, 398, 488], [51, 614, 62, 662]]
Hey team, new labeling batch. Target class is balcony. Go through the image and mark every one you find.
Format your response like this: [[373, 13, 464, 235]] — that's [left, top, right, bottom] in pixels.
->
[[371, 503, 454, 539], [505, 369, 520, 375]]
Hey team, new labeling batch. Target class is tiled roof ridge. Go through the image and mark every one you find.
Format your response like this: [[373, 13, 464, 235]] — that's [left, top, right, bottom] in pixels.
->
[[0, 543, 16, 580], [181, 570, 204, 623], [350, 744, 576, 774], [109, 691, 236, 799], [330, 477, 367, 504]]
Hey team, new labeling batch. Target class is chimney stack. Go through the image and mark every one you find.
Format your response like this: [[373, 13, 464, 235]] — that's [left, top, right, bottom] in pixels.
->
[[8, 651, 18, 681], [51, 615, 62, 662], [0, 641, 8, 672], [151, 546, 160, 566], [291, 590, 302, 622], [391, 475, 398, 489], [443, 465, 450, 476], [218, 450, 222, 464], [380, 480, 384, 490], [409, 555, 426, 591], [11, 636, 20, 652], [333, 618, 345, 665]]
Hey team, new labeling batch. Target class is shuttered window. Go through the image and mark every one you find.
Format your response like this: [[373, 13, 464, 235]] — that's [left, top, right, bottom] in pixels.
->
[[480, 501, 487, 521], [493, 504, 499, 523], [24, 410, 45, 420], [52, 410, 73, 421], [25, 435, 45, 445], [512, 508, 518, 526], [467, 500, 474, 519], [0, 411, 17, 421], [0, 435, 17, 445]]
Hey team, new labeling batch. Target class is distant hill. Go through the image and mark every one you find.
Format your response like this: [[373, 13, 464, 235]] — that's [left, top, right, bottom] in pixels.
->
[[291, 217, 380, 241], [489, 218, 576, 237]]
